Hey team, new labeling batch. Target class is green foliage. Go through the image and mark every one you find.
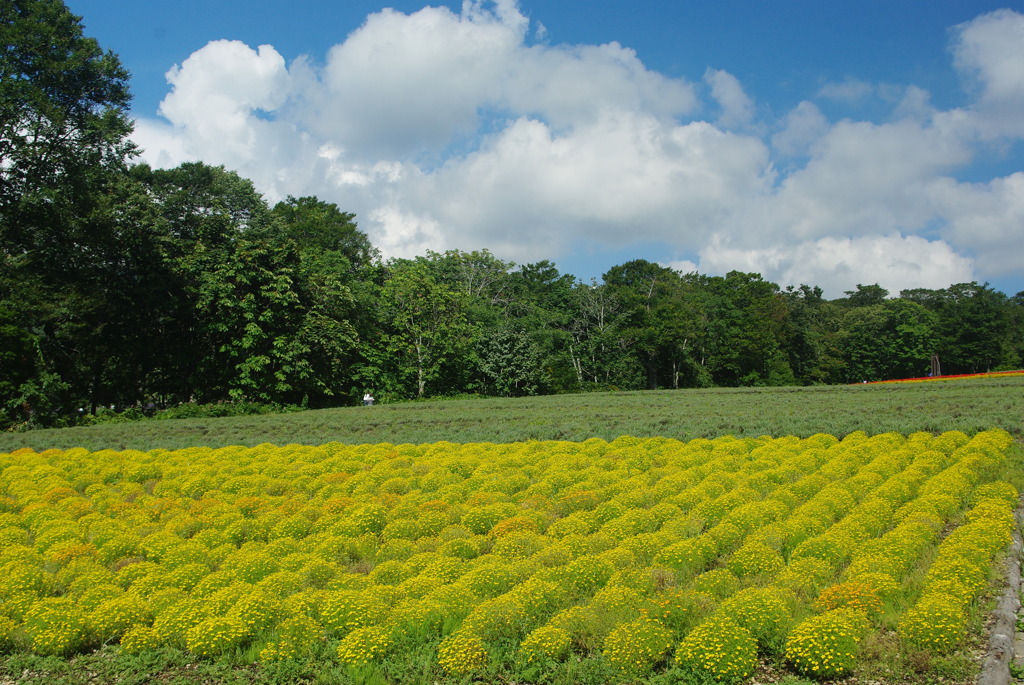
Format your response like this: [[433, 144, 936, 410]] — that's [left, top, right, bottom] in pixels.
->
[[367, 260, 478, 399], [1, 2, 1022, 428], [840, 299, 939, 382], [476, 325, 548, 397]]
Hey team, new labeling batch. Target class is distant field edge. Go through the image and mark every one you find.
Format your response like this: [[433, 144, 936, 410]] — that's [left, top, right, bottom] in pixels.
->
[[1, 377, 1022, 452], [864, 369, 1024, 384]]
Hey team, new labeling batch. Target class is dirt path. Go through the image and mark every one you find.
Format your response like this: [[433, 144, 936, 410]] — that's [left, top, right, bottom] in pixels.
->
[[980, 506, 1023, 685]]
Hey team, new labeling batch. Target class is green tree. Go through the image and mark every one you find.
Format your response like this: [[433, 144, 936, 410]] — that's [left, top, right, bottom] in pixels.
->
[[134, 164, 364, 406], [841, 299, 938, 381], [504, 260, 579, 393], [270, 196, 377, 272], [902, 282, 1011, 374], [567, 280, 637, 389], [1007, 291, 1024, 370], [370, 260, 477, 399], [602, 259, 710, 390], [0, 0, 137, 424], [781, 285, 844, 384], [701, 272, 794, 386], [134, 162, 272, 248], [476, 325, 547, 396], [839, 284, 889, 308], [0, 0, 133, 227], [134, 162, 279, 403], [423, 249, 514, 302], [186, 239, 358, 404]]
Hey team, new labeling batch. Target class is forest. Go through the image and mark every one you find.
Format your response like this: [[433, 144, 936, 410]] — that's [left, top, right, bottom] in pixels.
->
[[2, 0, 1023, 431]]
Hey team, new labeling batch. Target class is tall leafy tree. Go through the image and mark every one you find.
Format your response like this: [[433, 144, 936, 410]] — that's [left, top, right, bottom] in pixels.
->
[[603, 259, 692, 389], [567, 280, 635, 389], [702, 272, 794, 386], [1, 0, 136, 424], [902, 282, 1011, 374], [509, 261, 580, 392], [781, 285, 845, 384], [186, 238, 357, 404], [476, 325, 547, 397], [370, 260, 477, 399], [1007, 291, 1024, 370], [841, 299, 938, 382], [270, 196, 377, 272], [424, 249, 514, 303], [138, 164, 362, 406], [839, 284, 889, 308], [0, 0, 133, 232]]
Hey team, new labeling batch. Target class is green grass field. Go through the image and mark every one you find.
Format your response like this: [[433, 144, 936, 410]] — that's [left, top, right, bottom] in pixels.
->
[[2, 376, 1022, 452], [1, 377, 1021, 685]]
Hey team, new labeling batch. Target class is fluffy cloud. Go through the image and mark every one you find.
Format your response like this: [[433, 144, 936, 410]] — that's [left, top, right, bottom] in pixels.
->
[[771, 101, 829, 158], [680, 234, 975, 297], [951, 8, 1024, 138], [133, 2, 1024, 297], [397, 113, 773, 259], [704, 68, 756, 130], [928, 172, 1024, 275]]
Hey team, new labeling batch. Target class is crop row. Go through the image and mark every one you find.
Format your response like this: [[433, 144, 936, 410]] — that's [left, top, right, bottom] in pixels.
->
[[0, 430, 1017, 682]]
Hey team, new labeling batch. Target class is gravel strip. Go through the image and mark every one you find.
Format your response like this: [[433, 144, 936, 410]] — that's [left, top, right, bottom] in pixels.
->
[[977, 504, 1023, 685]]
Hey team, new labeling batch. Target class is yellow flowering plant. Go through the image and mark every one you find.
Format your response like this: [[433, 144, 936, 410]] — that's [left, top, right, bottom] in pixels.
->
[[603, 616, 674, 677], [518, 624, 571, 664], [0, 428, 1016, 682], [437, 630, 489, 676], [898, 592, 967, 653], [336, 624, 393, 666], [784, 608, 869, 678], [675, 617, 758, 682]]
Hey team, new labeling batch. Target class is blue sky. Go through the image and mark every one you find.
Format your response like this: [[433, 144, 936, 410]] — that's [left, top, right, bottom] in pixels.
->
[[67, 0, 1024, 297]]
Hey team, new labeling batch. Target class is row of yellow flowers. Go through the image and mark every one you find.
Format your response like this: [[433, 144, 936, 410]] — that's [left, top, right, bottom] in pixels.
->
[[0, 429, 1017, 682]]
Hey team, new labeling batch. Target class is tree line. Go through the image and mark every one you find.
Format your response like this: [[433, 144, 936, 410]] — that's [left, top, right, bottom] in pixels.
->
[[2, 0, 1022, 429]]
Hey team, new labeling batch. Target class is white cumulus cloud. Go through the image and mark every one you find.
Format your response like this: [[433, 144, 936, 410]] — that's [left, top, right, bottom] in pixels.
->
[[687, 234, 975, 297], [132, 2, 1024, 297], [951, 8, 1024, 138], [704, 68, 756, 130]]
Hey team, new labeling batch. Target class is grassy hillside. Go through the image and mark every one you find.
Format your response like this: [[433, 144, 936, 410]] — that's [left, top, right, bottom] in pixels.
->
[[2, 376, 1021, 451]]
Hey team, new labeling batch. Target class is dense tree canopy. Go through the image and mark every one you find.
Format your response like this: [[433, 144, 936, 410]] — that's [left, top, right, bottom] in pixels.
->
[[2, 1, 1022, 429]]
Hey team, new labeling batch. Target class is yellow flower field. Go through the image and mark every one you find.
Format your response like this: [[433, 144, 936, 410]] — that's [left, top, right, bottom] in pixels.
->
[[0, 430, 1017, 682]]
